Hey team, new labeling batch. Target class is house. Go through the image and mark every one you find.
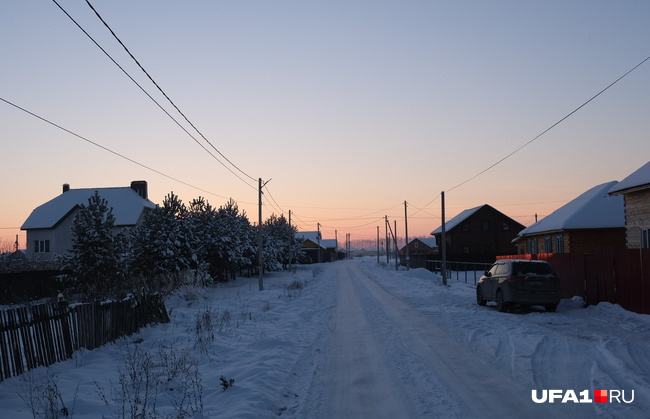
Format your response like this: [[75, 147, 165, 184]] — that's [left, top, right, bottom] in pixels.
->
[[295, 231, 338, 263], [513, 181, 625, 254], [608, 161, 650, 248], [21, 181, 155, 260], [430, 204, 525, 262], [399, 237, 438, 268]]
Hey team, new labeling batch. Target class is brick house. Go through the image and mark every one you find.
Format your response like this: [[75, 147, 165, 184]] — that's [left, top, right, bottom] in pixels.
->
[[513, 181, 625, 254], [608, 161, 650, 248], [431, 204, 525, 262]]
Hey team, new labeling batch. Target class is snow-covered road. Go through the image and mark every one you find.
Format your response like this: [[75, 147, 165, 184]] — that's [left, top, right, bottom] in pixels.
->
[[299, 261, 577, 418], [1, 257, 649, 418]]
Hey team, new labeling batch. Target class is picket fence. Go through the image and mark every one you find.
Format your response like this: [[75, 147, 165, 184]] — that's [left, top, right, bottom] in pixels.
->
[[0, 295, 169, 381]]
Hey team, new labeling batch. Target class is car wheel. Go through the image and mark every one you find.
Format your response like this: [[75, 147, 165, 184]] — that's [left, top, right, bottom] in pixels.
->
[[496, 290, 508, 313], [476, 287, 487, 306], [545, 304, 557, 313]]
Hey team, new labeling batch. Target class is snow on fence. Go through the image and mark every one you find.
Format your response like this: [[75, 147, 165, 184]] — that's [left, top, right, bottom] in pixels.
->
[[0, 295, 169, 381], [426, 260, 492, 285]]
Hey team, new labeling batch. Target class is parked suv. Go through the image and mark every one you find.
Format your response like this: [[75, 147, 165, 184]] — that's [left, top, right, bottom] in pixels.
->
[[476, 259, 560, 312]]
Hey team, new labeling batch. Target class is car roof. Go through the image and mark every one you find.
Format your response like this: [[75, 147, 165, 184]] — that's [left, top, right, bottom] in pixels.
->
[[498, 259, 549, 264]]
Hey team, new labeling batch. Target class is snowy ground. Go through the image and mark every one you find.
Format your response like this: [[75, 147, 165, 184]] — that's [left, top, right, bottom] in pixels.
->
[[1, 257, 649, 418]]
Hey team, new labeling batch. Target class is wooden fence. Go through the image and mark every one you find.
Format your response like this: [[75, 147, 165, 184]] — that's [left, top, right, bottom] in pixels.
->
[[497, 248, 650, 315], [0, 295, 169, 381]]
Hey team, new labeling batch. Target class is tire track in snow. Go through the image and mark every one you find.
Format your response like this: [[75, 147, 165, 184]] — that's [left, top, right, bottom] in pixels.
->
[[334, 261, 573, 418]]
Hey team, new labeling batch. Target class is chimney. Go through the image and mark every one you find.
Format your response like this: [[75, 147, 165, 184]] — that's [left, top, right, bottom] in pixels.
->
[[130, 180, 148, 200], [62, 183, 70, 193]]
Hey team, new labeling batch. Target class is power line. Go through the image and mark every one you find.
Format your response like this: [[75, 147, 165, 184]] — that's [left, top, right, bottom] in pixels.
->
[[1, 97, 254, 204], [446, 54, 650, 193], [83, 0, 257, 184], [50, 0, 256, 191]]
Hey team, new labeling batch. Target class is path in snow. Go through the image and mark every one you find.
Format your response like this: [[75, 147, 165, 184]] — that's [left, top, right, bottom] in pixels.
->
[[298, 261, 576, 418]]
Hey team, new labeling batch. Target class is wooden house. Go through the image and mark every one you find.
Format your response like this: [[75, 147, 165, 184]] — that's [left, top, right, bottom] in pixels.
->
[[431, 204, 524, 263], [513, 181, 625, 254], [399, 237, 438, 268], [609, 161, 650, 248], [296, 231, 338, 263]]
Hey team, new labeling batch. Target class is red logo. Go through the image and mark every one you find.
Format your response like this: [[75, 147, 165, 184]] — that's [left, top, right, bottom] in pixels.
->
[[595, 389, 608, 403]]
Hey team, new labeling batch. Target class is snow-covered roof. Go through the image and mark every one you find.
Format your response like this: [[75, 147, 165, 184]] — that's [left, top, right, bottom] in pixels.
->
[[296, 231, 321, 242], [321, 239, 338, 249], [21, 187, 156, 230], [400, 237, 438, 251], [430, 205, 484, 235], [516, 181, 624, 236], [608, 161, 650, 195], [415, 237, 437, 248]]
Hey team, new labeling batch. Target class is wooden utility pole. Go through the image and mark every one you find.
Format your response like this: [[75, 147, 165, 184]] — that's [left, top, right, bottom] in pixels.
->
[[394, 220, 398, 271], [404, 200, 410, 270], [258, 178, 270, 291], [441, 191, 448, 286], [385, 216, 389, 264], [317, 222, 322, 263], [258, 178, 264, 290], [288, 209, 292, 270], [377, 226, 380, 263]]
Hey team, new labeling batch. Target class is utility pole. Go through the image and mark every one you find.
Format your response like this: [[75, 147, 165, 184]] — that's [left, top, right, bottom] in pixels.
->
[[288, 210, 293, 271], [317, 222, 322, 263], [385, 216, 389, 264], [258, 178, 270, 291], [377, 226, 380, 264], [441, 191, 448, 286], [394, 220, 398, 271], [404, 201, 410, 270], [335, 230, 338, 260]]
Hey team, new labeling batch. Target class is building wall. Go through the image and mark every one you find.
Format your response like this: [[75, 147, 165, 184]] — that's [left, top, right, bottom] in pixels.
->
[[441, 206, 523, 257], [515, 228, 625, 254], [623, 189, 650, 248]]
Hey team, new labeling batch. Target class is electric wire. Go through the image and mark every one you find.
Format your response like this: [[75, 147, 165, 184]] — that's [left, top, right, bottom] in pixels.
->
[[50, 0, 256, 191], [83, 0, 257, 184], [446, 54, 650, 193], [0, 97, 255, 204]]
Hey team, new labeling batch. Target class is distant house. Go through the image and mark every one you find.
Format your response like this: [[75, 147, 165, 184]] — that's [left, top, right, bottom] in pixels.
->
[[608, 161, 650, 249], [295, 231, 338, 263], [431, 204, 525, 262], [513, 181, 625, 254], [21, 181, 155, 261], [399, 237, 438, 269]]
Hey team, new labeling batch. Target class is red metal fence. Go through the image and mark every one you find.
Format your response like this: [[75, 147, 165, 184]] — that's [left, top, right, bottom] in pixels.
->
[[498, 249, 650, 315]]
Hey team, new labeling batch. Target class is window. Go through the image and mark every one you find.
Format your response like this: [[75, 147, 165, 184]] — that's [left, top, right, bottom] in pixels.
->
[[495, 263, 510, 275], [34, 240, 50, 253], [643, 229, 650, 249], [526, 237, 533, 254], [531, 237, 538, 254], [554, 235, 563, 252], [502, 222, 510, 231], [462, 245, 471, 254], [482, 220, 490, 232], [544, 236, 552, 253], [414, 242, 419, 249]]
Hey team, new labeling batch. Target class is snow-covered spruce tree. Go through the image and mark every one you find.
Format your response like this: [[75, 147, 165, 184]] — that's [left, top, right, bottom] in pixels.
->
[[129, 192, 194, 287], [64, 191, 126, 298], [261, 213, 300, 271], [217, 199, 255, 279]]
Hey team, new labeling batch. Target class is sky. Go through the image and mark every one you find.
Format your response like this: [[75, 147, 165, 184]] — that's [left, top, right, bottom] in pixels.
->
[[2, 0, 649, 248]]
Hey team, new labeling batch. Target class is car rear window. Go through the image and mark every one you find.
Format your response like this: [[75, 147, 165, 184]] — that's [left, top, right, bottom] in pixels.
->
[[513, 262, 553, 275]]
